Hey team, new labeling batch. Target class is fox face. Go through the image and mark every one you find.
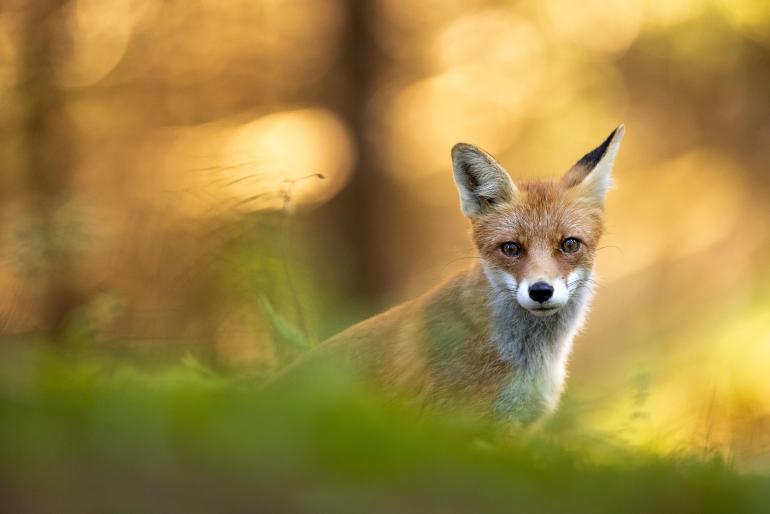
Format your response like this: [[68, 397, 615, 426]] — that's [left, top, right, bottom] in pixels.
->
[[452, 126, 624, 317]]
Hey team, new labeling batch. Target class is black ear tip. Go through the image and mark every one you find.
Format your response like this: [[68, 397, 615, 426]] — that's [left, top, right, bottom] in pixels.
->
[[575, 126, 623, 171], [604, 124, 625, 143]]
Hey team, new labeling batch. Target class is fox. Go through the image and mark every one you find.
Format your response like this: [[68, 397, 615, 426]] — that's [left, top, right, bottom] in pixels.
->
[[286, 126, 625, 426]]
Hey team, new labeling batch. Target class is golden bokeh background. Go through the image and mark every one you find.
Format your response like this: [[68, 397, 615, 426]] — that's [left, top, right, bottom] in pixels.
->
[[1, 0, 770, 467]]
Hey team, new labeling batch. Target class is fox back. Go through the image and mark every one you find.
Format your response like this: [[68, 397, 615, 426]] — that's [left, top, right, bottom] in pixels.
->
[[295, 126, 625, 426]]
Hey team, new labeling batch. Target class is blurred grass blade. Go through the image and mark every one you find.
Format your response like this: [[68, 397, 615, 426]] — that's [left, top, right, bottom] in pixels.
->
[[259, 294, 310, 348]]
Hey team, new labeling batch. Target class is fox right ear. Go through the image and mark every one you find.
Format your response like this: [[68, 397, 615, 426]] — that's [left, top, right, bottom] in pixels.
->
[[451, 143, 517, 217], [562, 125, 625, 208]]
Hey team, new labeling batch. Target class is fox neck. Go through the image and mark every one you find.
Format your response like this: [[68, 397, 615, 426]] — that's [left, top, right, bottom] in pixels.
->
[[483, 266, 594, 363], [480, 263, 595, 423]]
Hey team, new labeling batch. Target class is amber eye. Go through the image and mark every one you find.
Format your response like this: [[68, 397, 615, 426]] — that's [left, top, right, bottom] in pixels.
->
[[561, 237, 581, 254], [500, 241, 522, 257]]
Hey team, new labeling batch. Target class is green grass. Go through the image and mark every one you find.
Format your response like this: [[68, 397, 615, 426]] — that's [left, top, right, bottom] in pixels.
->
[[0, 346, 768, 514]]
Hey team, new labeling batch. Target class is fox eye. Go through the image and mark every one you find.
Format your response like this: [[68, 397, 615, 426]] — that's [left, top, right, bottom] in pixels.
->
[[561, 237, 581, 254], [500, 241, 522, 257]]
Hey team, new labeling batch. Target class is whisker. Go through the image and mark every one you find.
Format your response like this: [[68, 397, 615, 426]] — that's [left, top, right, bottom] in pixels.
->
[[567, 276, 600, 298], [596, 245, 623, 256], [440, 255, 484, 274], [489, 286, 517, 303]]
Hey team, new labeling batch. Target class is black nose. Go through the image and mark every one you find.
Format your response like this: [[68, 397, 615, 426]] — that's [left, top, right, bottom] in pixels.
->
[[529, 282, 554, 303]]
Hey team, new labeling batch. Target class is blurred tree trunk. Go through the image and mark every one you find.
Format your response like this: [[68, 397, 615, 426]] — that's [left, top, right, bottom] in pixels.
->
[[333, 0, 393, 302], [18, 0, 79, 342]]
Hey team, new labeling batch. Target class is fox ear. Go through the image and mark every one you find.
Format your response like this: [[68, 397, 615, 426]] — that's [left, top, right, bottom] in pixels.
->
[[562, 125, 625, 207], [451, 143, 517, 217]]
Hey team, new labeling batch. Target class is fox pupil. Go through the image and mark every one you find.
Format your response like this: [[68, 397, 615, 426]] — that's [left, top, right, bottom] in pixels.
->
[[500, 242, 521, 257], [561, 238, 580, 253]]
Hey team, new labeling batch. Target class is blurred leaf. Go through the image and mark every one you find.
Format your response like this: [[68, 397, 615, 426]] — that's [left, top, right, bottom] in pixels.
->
[[259, 293, 310, 349]]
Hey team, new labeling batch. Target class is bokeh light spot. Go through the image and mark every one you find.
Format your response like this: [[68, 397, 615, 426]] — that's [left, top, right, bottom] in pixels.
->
[[543, 0, 643, 54]]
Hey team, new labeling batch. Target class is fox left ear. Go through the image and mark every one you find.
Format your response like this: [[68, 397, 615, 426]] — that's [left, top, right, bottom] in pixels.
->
[[562, 125, 625, 207], [451, 143, 518, 217]]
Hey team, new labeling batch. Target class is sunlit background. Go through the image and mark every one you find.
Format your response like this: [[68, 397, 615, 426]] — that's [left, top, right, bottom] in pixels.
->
[[1, 0, 770, 470]]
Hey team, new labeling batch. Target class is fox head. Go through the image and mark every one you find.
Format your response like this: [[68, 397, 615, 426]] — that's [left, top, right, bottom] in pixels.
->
[[452, 126, 624, 317]]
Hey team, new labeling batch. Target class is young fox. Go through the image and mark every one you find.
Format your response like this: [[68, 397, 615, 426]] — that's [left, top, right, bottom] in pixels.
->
[[301, 126, 624, 425]]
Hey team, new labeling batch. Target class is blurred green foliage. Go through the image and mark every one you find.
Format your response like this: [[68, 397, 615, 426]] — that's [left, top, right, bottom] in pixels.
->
[[1, 345, 768, 513]]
